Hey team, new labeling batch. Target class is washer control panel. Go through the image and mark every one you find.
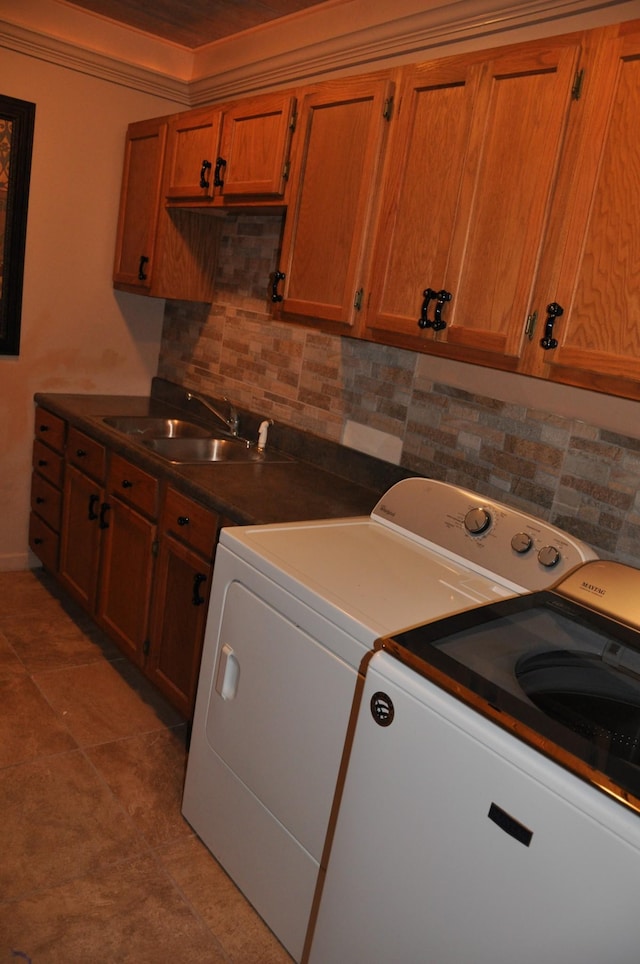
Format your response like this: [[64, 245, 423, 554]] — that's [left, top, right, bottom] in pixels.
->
[[372, 478, 597, 592]]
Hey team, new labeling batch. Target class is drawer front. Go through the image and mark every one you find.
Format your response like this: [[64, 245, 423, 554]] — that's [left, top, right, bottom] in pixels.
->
[[161, 487, 219, 559], [31, 473, 62, 531], [34, 407, 66, 454], [32, 439, 64, 488], [29, 512, 59, 572], [66, 427, 106, 481], [108, 453, 159, 519]]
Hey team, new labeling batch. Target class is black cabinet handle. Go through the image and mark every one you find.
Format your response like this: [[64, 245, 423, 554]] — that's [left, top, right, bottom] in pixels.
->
[[38, 459, 47, 467], [418, 288, 437, 329], [271, 270, 285, 303], [177, 516, 190, 526], [540, 302, 563, 350], [192, 573, 207, 606], [199, 159, 212, 189], [214, 156, 226, 188], [138, 255, 149, 281], [121, 479, 133, 489], [33, 537, 44, 546], [99, 502, 111, 530], [88, 493, 99, 521], [76, 449, 86, 458], [36, 496, 45, 504], [39, 424, 49, 432], [432, 289, 452, 332]]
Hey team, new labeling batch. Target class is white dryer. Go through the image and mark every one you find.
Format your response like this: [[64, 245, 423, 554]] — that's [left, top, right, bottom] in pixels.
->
[[182, 478, 596, 961]]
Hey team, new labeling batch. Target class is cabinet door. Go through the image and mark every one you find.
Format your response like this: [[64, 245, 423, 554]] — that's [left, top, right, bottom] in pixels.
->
[[58, 464, 103, 612], [165, 106, 224, 201], [97, 496, 156, 666], [113, 117, 168, 292], [365, 38, 581, 367], [529, 22, 640, 398], [147, 535, 212, 718], [218, 92, 296, 201], [276, 73, 394, 333]]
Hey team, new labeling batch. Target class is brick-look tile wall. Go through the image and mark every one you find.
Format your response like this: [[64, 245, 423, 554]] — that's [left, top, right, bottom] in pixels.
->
[[158, 215, 640, 565]]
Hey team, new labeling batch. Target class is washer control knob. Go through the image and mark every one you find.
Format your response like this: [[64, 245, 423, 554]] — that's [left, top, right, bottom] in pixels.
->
[[511, 531, 533, 554], [464, 507, 491, 534], [538, 544, 561, 568]]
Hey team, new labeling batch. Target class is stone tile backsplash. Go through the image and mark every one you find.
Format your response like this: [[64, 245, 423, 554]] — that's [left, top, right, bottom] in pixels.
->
[[157, 214, 640, 566]]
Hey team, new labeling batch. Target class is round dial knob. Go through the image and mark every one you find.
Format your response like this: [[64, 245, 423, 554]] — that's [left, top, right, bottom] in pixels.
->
[[538, 545, 561, 568], [464, 507, 491, 535], [511, 532, 533, 554]]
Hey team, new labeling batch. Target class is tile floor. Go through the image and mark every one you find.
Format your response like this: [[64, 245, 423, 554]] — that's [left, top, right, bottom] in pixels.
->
[[0, 569, 292, 963]]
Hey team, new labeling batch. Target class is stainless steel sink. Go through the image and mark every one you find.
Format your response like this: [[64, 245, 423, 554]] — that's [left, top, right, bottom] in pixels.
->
[[141, 437, 292, 463], [102, 416, 213, 439]]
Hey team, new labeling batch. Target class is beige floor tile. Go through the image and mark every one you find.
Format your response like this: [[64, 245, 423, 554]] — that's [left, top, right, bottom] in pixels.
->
[[0, 749, 146, 901], [33, 658, 184, 747], [0, 569, 69, 617], [0, 628, 27, 681], [159, 835, 294, 963], [1, 610, 120, 673], [0, 676, 77, 767], [86, 725, 191, 848], [0, 854, 226, 963]]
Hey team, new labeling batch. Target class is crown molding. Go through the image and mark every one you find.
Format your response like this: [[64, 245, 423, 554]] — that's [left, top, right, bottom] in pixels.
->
[[189, 0, 640, 104], [0, 20, 190, 104], [1, 0, 637, 108]]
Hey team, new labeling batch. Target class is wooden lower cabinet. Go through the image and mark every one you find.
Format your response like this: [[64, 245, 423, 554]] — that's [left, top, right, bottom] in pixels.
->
[[31, 411, 230, 718], [58, 463, 104, 611], [29, 406, 66, 572], [146, 487, 225, 718], [97, 494, 156, 668]]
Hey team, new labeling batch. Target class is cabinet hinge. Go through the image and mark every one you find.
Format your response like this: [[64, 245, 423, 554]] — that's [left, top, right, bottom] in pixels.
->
[[151, 538, 159, 558], [383, 96, 394, 121], [524, 311, 537, 340], [282, 160, 291, 181], [353, 288, 364, 311], [143, 639, 150, 656], [571, 68, 585, 101]]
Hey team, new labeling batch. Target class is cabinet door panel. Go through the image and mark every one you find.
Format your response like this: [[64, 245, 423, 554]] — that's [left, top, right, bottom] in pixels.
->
[[533, 24, 640, 395], [442, 42, 580, 362], [97, 497, 155, 665], [365, 58, 482, 342], [165, 107, 223, 201], [113, 117, 167, 291], [220, 93, 296, 199], [366, 39, 580, 367], [148, 536, 212, 718], [59, 465, 102, 612], [278, 75, 393, 331]]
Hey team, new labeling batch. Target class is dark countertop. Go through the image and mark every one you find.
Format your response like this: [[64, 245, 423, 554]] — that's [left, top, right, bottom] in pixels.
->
[[34, 384, 414, 525]]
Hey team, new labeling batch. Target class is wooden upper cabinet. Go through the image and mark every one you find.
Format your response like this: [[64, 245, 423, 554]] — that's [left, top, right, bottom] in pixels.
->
[[218, 92, 296, 201], [528, 21, 640, 399], [113, 116, 168, 293], [275, 73, 394, 333], [364, 37, 582, 368], [165, 106, 224, 201]]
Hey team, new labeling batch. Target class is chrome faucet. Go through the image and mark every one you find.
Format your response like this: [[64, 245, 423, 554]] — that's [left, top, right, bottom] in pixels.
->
[[186, 391, 239, 436]]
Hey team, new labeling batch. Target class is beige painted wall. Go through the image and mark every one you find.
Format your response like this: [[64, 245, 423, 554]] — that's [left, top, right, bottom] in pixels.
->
[[0, 47, 179, 570]]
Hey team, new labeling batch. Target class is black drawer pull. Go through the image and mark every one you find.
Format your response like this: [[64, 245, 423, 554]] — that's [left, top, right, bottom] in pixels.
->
[[177, 516, 190, 526], [33, 537, 44, 545], [38, 459, 47, 467], [121, 479, 133, 488], [76, 449, 86, 458], [39, 424, 49, 432]]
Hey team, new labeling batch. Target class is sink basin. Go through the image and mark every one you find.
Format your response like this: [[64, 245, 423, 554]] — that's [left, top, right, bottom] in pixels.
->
[[141, 437, 292, 463], [102, 416, 213, 439]]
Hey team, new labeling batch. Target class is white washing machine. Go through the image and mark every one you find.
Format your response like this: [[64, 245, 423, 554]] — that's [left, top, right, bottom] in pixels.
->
[[182, 477, 596, 961], [308, 561, 640, 964]]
